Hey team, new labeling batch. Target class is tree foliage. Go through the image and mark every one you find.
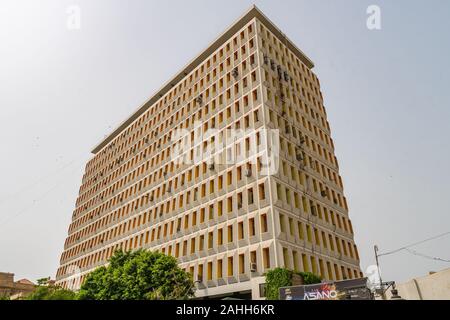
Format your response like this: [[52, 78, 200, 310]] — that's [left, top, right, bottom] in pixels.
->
[[297, 271, 322, 285], [265, 268, 322, 300], [25, 284, 76, 300], [265, 268, 293, 300], [77, 249, 194, 300]]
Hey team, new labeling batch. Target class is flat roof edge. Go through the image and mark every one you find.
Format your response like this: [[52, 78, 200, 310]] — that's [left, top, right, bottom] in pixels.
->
[[91, 5, 314, 154]]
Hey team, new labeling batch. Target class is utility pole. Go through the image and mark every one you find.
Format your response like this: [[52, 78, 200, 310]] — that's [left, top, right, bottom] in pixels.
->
[[374, 245, 385, 299]]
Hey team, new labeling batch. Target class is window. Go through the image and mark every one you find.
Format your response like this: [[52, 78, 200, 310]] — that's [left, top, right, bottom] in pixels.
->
[[279, 214, 286, 233], [218, 200, 223, 216], [283, 247, 290, 268], [259, 183, 266, 200], [238, 222, 244, 240], [227, 225, 233, 243], [293, 251, 299, 271], [207, 262, 213, 281], [302, 254, 309, 272], [249, 218, 255, 236], [199, 235, 204, 251], [208, 232, 213, 249], [218, 229, 223, 246], [190, 238, 195, 254], [263, 248, 270, 268], [261, 214, 268, 233], [217, 259, 223, 279], [250, 250, 257, 264], [248, 188, 254, 205], [198, 264, 203, 281], [239, 254, 245, 274], [228, 257, 234, 276], [227, 197, 233, 213]]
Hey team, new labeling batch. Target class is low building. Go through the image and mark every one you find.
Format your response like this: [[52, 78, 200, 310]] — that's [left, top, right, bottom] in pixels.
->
[[387, 268, 450, 300], [0, 272, 35, 299]]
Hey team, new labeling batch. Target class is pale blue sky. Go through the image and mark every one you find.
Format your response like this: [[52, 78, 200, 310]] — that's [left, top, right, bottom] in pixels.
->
[[1, 0, 449, 284]]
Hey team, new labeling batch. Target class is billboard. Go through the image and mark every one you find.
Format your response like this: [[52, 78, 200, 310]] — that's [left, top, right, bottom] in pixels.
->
[[279, 278, 373, 300]]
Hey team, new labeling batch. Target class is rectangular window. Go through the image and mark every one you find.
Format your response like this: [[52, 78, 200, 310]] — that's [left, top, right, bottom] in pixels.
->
[[218, 229, 223, 246], [228, 257, 234, 276], [217, 259, 223, 279], [208, 232, 213, 249], [207, 262, 213, 281], [249, 218, 255, 236], [248, 188, 254, 205], [261, 214, 268, 233], [227, 225, 233, 243], [239, 254, 245, 274], [259, 183, 266, 200], [263, 248, 270, 268], [238, 222, 244, 240]]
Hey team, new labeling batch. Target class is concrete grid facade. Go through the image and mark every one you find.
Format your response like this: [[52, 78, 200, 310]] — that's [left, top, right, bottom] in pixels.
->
[[55, 7, 362, 299]]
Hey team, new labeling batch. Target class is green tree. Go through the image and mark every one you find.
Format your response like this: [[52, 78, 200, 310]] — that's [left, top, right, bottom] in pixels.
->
[[77, 249, 194, 300], [25, 284, 76, 300], [36, 277, 51, 286]]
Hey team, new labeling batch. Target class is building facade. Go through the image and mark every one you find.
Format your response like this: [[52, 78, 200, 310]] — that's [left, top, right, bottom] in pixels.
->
[[56, 6, 362, 299], [0, 272, 35, 299]]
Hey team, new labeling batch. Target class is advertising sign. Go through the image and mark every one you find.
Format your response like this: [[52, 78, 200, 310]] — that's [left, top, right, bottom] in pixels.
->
[[279, 278, 373, 300]]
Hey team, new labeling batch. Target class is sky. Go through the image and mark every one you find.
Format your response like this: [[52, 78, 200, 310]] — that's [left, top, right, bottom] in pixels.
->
[[0, 0, 449, 284]]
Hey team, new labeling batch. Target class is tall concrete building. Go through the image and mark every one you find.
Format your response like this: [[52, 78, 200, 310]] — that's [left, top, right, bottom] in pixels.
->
[[56, 6, 362, 299]]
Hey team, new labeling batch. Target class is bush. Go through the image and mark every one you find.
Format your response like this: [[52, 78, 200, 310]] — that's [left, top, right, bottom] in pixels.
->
[[265, 268, 322, 300], [297, 271, 322, 285], [265, 268, 293, 300]]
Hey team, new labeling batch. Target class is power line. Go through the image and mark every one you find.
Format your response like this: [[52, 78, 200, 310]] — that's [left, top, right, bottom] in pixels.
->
[[0, 154, 87, 206], [404, 248, 450, 263], [378, 231, 450, 257], [0, 164, 84, 229]]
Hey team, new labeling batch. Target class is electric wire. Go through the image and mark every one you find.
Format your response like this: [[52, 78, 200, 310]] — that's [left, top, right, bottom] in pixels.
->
[[378, 231, 450, 257], [404, 248, 450, 263], [0, 163, 85, 229]]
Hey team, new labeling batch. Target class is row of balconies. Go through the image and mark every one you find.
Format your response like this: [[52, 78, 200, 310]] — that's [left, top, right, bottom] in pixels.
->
[[62, 208, 274, 269], [70, 156, 269, 237], [76, 77, 262, 216], [71, 129, 270, 231], [73, 161, 346, 251], [261, 74, 332, 150], [66, 183, 271, 252], [63, 193, 272, 262], [277, 231, 358, 266], [270, 181, 352, 238], [275, 241, 360, 281], [274, 170, 347, 217]]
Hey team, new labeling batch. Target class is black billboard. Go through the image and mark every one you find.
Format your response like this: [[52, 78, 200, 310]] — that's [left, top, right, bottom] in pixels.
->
[[279, 278, 373, 300]]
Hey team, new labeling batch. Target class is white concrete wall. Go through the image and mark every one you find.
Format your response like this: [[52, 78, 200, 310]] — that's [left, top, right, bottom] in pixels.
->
[[388, 268, 450, 300]]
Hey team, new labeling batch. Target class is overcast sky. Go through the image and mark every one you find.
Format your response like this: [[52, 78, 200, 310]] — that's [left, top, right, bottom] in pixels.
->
[[1, 0, 449, 284]]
